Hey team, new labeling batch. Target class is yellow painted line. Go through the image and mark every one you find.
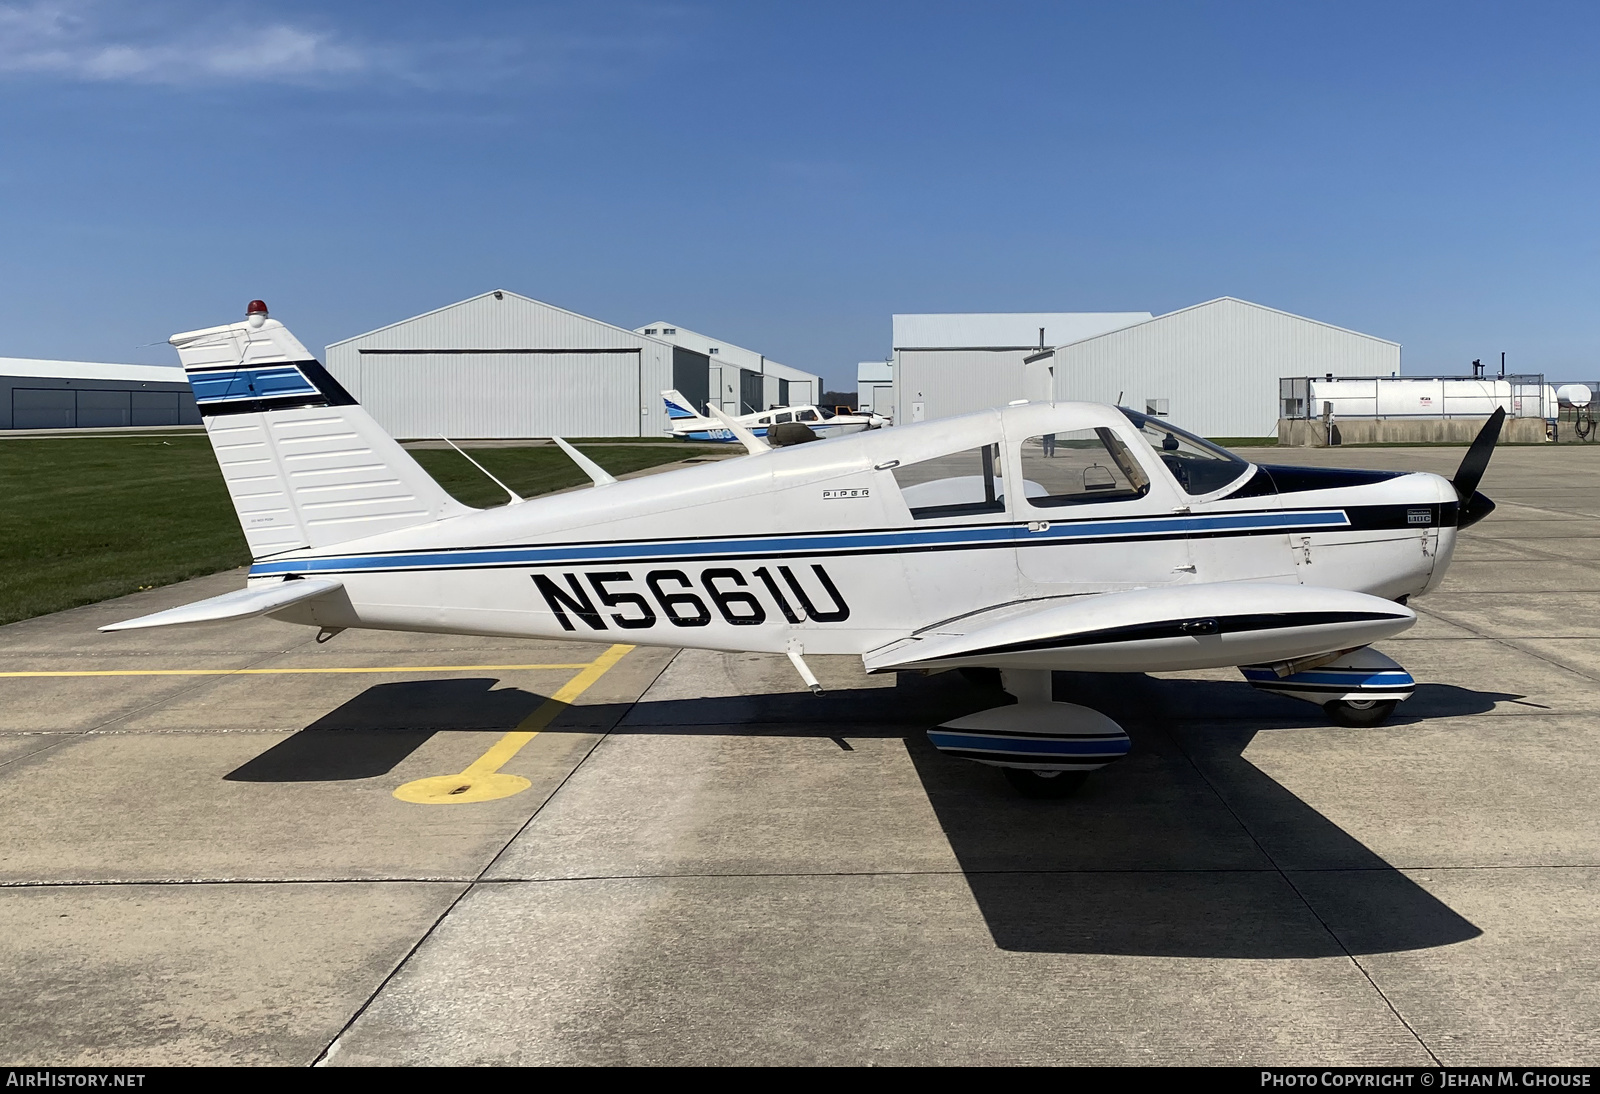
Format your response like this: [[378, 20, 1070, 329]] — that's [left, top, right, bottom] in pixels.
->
[[394, 643, 635, 805], [0, 664, 592, 679]]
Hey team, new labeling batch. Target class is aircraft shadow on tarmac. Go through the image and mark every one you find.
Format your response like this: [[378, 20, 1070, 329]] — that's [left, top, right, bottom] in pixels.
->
[[224, 678, 545, 782], [223, 668, 1510, 959], [899, 671, 1505, 959], [612, 669, 1503, 960]]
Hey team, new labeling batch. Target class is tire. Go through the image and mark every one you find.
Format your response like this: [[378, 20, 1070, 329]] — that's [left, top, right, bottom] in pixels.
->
[[1002, 767, 1089, 799], [1323, 698, 1398, 727], [958, 666, 1003, 689]]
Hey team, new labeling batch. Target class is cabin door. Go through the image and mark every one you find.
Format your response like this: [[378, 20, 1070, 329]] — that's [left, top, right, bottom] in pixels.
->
[[1011, 427, 1193, 594]]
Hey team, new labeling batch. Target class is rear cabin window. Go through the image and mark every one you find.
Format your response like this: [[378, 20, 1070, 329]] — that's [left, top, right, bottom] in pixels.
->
[[1018, 429, 1150, 507], [776, 412, 793, 423], [891, 444, 1005, 519]]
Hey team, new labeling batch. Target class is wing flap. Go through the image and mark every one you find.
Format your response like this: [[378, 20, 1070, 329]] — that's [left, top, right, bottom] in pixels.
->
[[864, 583, 1415, 675], [99, 578, 344, 632]]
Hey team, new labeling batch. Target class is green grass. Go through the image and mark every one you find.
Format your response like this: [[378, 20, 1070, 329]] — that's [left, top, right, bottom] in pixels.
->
[[0, 437, 718, 626], [1207, 437, 1279, 447]]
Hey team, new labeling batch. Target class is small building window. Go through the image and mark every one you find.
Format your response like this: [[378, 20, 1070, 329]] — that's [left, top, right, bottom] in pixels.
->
[[1145, 398, 1170, 417], [663, 328, 677, 335], [709, 347, 719, 354], [643, 328, 658, 334]]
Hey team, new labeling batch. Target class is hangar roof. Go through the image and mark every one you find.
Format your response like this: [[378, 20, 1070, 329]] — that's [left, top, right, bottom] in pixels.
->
[[328, 289, 664, 352], [892, 311, 1152, 351], [1057, 297, 1400, 350], [0, 357, 187, 384]]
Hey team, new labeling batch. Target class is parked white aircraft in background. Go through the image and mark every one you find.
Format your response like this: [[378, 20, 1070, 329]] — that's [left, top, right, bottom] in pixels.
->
[[662, 389, 888, 442], [105, 302, 1504, 797]]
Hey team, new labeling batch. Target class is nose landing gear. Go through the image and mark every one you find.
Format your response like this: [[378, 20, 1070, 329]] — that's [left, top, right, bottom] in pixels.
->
[[1240, 646, 1414, 726]]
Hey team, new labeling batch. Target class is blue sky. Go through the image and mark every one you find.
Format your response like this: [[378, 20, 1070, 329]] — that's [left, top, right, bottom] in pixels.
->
[[1, 1, 1597, 388]]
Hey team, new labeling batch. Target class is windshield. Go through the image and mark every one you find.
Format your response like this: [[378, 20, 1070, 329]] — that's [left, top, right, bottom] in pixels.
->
[[1118, 408, 1249, 496], [817, 406, 836, 419]]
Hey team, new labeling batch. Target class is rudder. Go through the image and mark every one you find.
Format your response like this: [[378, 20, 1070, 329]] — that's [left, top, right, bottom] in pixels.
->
[[173, 301, 471, 559]]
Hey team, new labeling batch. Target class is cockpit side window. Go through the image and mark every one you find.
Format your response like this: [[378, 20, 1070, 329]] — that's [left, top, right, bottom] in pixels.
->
[[1118, 408, 1248, 496], [891, 443, 1005, 519], [1018, 429, 1150, 507]]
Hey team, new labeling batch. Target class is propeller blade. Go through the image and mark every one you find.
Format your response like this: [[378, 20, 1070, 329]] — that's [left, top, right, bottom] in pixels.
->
[[1452, 407, 1505, 501], [1457, 491, 1497, 530]]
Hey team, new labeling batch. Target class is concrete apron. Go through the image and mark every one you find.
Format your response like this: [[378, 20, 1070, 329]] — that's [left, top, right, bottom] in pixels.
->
[[1, 441, 1598, 1064]]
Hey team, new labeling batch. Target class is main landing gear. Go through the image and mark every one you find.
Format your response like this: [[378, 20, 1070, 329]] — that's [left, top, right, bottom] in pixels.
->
[[1239, 646, 1414, 727], [927, 669, 1130, 798]]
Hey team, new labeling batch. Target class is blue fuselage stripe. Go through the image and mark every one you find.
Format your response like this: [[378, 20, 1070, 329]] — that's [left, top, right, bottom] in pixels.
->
[[247, 509, 1353, 576], [927, 733, 1133, 755]]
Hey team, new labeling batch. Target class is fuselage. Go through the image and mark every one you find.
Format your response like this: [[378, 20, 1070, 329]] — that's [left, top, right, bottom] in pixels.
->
[[259, 401, 1460, 662]]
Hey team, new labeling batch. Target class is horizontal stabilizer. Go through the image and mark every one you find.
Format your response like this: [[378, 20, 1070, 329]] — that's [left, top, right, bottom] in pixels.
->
[[99, 578, 344, 632], [865, 583, 1415, 675]]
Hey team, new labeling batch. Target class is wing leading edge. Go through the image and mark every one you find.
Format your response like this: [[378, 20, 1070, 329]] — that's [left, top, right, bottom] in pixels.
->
[[863, 583, 1415, 675]]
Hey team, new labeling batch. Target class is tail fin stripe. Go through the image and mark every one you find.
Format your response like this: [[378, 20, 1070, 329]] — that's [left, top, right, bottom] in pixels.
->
[[191, 359, 357, 418]]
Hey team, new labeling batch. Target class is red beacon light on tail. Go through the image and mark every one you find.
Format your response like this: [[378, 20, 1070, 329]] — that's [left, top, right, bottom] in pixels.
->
[[246, 300, 269, 329]]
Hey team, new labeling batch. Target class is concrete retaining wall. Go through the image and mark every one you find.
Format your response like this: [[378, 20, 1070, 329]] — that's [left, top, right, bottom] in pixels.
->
[[1277, 417, 1549, 446]]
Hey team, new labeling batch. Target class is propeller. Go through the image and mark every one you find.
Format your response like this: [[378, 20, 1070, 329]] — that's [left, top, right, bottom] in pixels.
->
[[1451, 407, 1504, 529]]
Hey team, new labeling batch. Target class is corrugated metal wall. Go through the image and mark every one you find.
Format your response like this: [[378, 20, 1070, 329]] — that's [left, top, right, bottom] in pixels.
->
[[1054, 298, 1399, 438], [355, 353, 644, 438], [893, 350, 1031, 424], [325, 291, 672, 438]]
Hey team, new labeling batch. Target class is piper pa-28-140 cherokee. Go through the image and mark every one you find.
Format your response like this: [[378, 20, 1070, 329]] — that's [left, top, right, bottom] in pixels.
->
[[105, 301, 1503, 797], [661, 389, 888, 443]]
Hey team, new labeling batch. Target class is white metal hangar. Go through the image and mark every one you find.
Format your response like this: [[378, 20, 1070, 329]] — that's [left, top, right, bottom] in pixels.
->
[[891, 311, 1153, 425], [633, 322, 819, 415], [887, 298, 1399, 438], [1043, 297, 1399, 438], [324, 291, 820, 440], [1, 357, 200, 429]]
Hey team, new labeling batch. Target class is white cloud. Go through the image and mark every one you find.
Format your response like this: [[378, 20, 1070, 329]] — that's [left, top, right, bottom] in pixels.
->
[[0, 2, 374, 85], [0, 1, 701, 92]]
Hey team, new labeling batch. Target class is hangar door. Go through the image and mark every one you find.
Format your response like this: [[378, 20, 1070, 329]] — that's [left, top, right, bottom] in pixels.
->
[[11, 388, 182, 429], [357, 351, 644, 439]]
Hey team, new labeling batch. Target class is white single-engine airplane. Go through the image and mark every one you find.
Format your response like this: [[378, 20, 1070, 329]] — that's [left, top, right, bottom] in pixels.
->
[[106, 302, 1504, 797], [662, 389, 888, 442]]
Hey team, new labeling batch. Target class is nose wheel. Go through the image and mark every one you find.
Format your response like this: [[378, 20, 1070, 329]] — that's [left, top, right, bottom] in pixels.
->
[[1002, 767, 1090, 798], [1323, 698, 1398, 727]]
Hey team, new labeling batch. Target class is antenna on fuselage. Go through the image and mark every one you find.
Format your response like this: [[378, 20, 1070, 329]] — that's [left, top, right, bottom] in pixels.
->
[[439, 436, 524, 504], [552, 436, 618, 487], [705, 404, 771, 455]]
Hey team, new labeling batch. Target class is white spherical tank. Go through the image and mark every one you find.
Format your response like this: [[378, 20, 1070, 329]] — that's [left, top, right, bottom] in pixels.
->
[[1557, 383, 1593, 408]]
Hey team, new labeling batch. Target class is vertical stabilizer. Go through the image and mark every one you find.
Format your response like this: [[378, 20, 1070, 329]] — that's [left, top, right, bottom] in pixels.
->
[[172, 302, 472, 559]]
